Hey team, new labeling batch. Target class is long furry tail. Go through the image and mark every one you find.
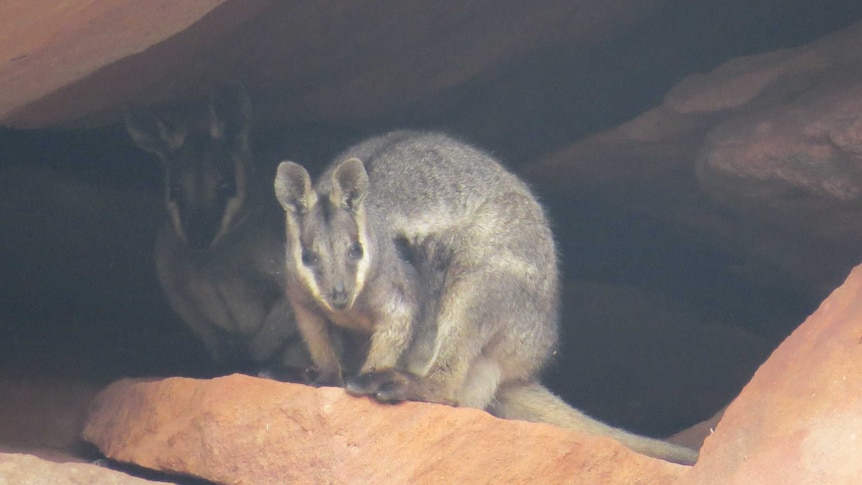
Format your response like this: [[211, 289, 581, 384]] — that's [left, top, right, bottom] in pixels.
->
[[490, 382, 699, 465]]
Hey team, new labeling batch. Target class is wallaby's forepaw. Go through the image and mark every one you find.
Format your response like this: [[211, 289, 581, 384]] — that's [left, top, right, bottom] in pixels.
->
[[345, 369, 457, 406], [345, 368, 420, 402]]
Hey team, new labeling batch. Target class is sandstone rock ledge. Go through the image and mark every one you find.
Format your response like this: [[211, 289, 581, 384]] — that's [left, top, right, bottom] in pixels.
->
[[82, 375, 685, 485], [0, 453, 164, 485]]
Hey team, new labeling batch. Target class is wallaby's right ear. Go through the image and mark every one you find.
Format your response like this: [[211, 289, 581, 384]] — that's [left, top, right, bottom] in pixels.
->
[[275, 161, 317, 215], [330, 158, 368, 211], [124, 112, 185, 158]]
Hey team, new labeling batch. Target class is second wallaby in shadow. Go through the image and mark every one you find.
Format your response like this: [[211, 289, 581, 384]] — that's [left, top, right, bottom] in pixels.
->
[[125, 85, 310, 378], [274, 130, 698, 464]]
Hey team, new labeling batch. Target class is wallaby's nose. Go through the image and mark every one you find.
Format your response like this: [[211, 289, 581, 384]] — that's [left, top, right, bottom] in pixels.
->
[[331, 284, 349, 310]]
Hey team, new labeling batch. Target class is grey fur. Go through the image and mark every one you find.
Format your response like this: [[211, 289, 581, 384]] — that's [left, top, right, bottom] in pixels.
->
[[275, 130, 698, 464]]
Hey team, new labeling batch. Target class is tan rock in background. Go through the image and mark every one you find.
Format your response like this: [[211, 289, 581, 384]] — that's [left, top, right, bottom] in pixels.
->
[[530, 20, 862, 304], [0, 0, 232, 126]]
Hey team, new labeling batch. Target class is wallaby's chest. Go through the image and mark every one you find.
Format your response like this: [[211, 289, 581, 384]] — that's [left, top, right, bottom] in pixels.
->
[[325, 307, 374, 333]]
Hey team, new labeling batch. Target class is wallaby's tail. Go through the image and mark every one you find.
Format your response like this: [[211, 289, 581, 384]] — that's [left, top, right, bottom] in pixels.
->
[[490, 382, 699, 465]]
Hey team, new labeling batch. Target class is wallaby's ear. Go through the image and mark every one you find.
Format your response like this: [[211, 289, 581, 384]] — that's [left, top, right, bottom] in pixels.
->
[[275, 161, 317, 215], [330, 158, 368, 211], [124, 111, 185, 158], [209, 83, 252, 143]]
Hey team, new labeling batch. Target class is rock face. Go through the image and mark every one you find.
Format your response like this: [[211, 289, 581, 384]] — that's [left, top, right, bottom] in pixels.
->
[[531, 19, 862, 313], [0, 0, 667, 130], [681, 263, 862, 484], [83, 375, 686, 485], [0, 453, 166, 485], [0, 0, 229, 127]]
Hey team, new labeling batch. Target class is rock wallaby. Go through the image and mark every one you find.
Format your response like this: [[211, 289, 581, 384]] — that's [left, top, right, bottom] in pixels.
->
[[125, 84, 309, 378], [273, 130, 698, 464]]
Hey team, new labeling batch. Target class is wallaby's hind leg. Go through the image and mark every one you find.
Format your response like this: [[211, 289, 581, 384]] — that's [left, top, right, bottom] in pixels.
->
[[491, 382, 700, 465], [347, 261, 546, 409], [343, 299, 491, 406]]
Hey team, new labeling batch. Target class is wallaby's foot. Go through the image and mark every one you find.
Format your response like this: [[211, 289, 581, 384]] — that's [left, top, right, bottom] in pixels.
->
[[346, 369, 458, 406], [346, 368, 415, 402]]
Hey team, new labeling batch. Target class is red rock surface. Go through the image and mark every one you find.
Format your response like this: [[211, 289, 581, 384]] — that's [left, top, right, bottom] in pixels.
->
[[682, 263, 862, 484], [0, 1, 666, 129], [0, 0, 228, 127], [83, 375, 686, 485], [0, 453, 164, 485]]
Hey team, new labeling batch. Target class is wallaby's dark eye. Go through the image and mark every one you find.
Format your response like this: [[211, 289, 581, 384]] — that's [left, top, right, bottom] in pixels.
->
[[348, 241, 363, 260], [167, 183, 184, 202], [217, 179, 237, 198], [301, 248, 318, 266]]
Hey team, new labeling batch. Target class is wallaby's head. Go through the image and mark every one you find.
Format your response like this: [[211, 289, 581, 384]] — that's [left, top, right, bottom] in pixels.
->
[[274, 158, 372, 313], [125, 84, 253, 250]]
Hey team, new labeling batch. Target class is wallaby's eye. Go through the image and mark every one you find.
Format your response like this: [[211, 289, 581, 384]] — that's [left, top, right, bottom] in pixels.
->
[[217, 179, 237, 198], [301, 248, 318, 266], [167, 183, 184, 202], [348, 241, 363, 261]]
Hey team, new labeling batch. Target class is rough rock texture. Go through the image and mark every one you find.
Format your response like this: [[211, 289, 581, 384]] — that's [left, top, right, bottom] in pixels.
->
[[530, 20, 862, 306], [681, 263, 862, 484], [83, 375, 686, 485], [0, 0, 666, 129], [0, 0, 228, 127], [0, 453, 168, 485]]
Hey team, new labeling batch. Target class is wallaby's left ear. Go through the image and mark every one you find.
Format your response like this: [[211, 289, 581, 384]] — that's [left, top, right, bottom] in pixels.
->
[[330, 158, 368, 211], [209, 82, 252, 142], [124, 111, 185, 159], [275, 161, 317, 215]]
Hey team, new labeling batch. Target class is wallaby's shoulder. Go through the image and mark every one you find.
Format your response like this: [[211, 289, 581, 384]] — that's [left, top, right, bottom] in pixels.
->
[[330, 130, 522, 204], [336, 130, 499, 171]]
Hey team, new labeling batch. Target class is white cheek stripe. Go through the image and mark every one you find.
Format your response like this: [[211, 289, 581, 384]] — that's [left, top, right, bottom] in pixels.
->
[[215, 155, 248, 243], [217, 196, 244, 242], [351, 209, 372, 308], [285, 215, 332, 313]]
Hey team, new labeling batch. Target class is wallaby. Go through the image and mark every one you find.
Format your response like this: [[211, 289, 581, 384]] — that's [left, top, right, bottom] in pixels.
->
[[274, 130, 699, 464], [125, 84, 309, 378]]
